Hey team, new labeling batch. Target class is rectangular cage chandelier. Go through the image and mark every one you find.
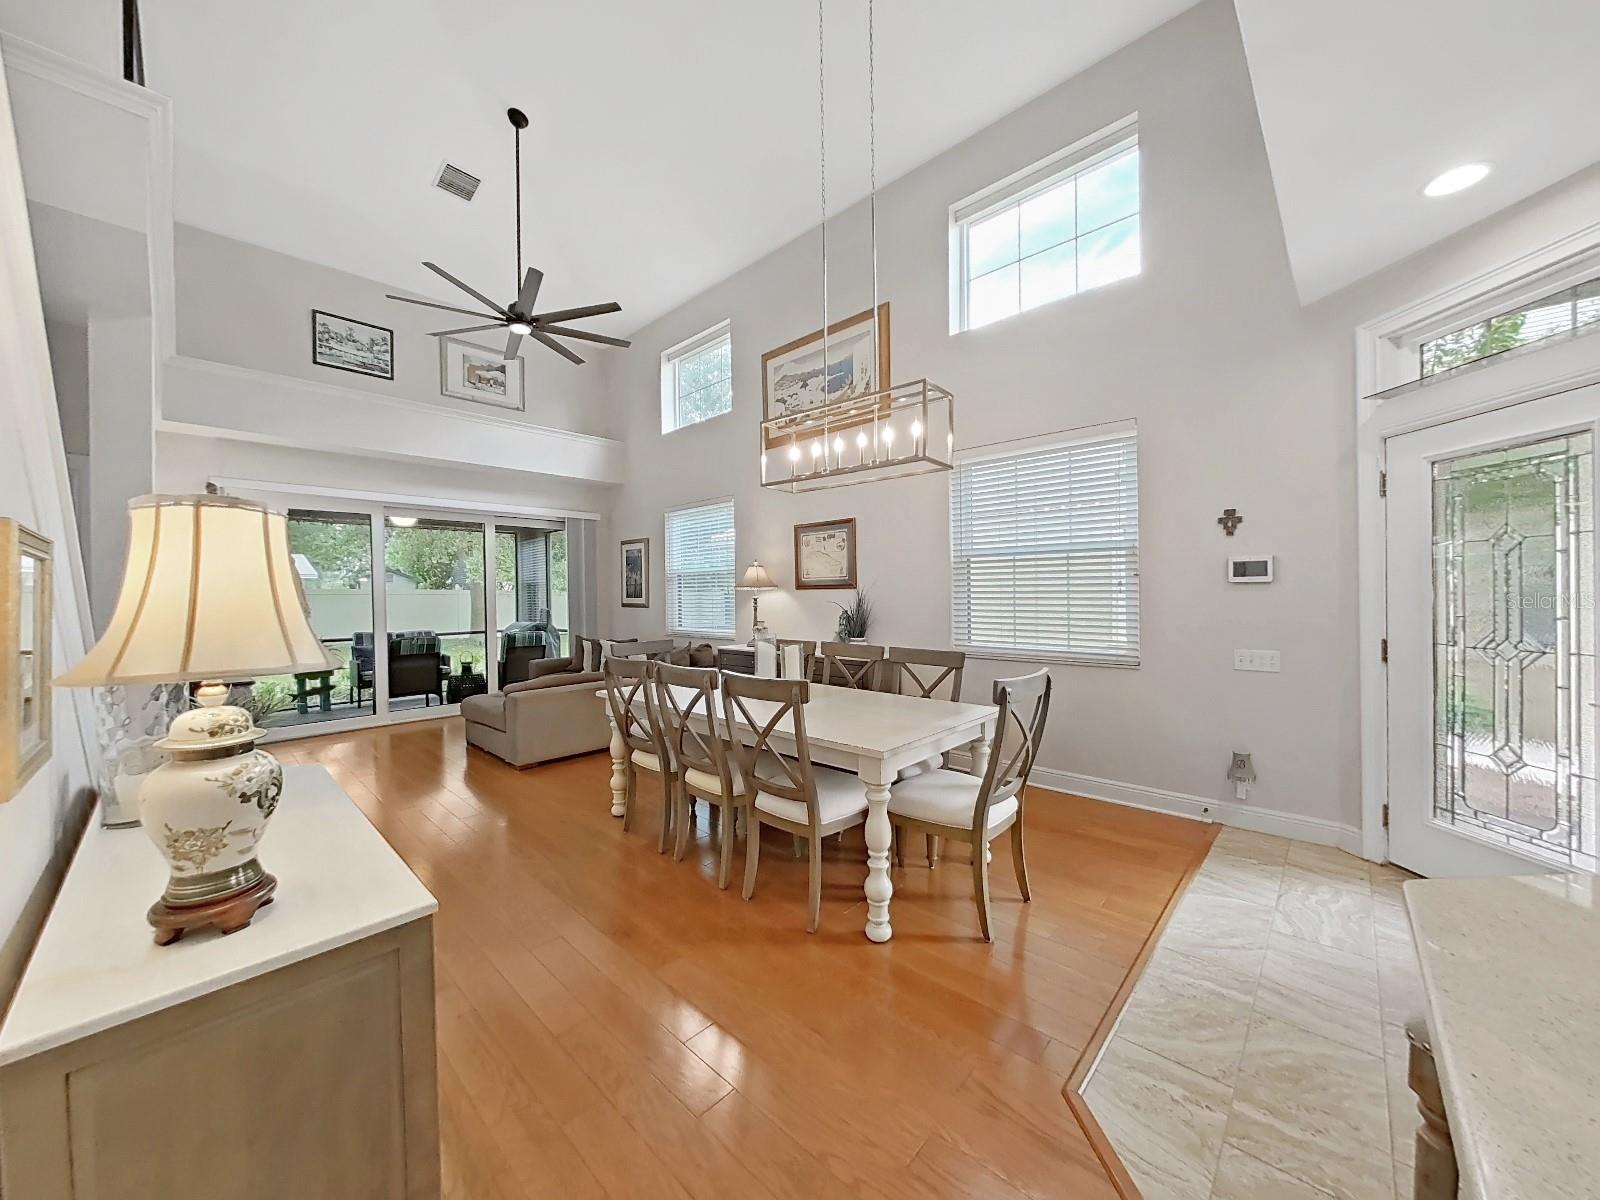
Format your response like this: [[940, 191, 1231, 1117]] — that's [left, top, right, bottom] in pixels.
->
[[760, 379, 954, 492]]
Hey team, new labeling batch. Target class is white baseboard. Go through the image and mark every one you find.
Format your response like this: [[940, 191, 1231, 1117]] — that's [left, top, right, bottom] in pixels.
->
[[951, 754, 1365, 856]]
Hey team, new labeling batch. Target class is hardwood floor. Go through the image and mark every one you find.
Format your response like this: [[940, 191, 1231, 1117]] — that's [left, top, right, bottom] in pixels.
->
[[277, 718, 1213, 1199]]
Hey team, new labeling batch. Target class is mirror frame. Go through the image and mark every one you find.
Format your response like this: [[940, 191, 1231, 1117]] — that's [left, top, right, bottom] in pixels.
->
[[1, 518, 52, 801]]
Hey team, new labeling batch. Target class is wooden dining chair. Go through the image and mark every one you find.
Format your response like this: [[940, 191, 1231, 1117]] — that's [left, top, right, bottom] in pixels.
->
[[723, 674, 871, 933], [881, 646, 965, 701], [776, 638, 818, 681], [887, 668, 1052, 941], [818, 641, 886, 690], [602, 657, 677, 853], [652, 662, 748, 888]]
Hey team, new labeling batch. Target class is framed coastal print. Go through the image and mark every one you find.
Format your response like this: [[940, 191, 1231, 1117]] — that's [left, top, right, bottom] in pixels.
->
[[793, 517, 857, 590], [440, 336, 525, 411], [1, 520, 52, 802], [761, 302, 890, 445], [620, 538, 649, 608], [311, 310, 393, 379]]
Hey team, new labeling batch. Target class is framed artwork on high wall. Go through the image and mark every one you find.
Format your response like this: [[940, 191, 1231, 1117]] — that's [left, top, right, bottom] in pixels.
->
[[620, 538, 649, 608], [440, 335, 526, 411], [311, 310, 394, 379], [793, 517, 857, 590], [761, 303, 890, 446]]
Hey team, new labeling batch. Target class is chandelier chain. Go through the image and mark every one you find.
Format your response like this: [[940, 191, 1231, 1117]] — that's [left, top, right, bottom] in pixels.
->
[[868, 0, 879, 356], [818, 0, 830, 381]]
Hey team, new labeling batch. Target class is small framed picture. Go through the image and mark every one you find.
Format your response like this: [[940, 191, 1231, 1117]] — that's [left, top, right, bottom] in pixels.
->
[[793, 517, 857, 590], [620, 538, 649, 608], [311, 310, 393, 379], [440, 336, 525, 411]]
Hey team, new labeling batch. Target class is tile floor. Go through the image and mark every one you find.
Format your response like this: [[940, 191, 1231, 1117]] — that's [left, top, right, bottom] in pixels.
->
[[1082, 828, 1423, 1200]]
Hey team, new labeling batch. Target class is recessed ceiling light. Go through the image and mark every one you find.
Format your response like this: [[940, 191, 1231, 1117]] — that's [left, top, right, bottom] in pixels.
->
[[1424, 163, 1490, 198]]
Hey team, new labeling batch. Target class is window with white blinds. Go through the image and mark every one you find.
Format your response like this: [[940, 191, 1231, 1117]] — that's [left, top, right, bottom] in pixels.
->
[[665, 499, 736, 636], [950, 426, 1139, 664]]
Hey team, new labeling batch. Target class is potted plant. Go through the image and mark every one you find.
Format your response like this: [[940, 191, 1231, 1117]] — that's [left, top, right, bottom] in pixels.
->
[[833, 591, 873, 643]]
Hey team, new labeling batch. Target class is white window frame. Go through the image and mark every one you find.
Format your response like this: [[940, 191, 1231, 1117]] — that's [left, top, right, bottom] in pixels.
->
[[664, 496, 736, 639], [660, 319, 733, 434], [948, 113, 1139, 335], [948, 420, 1140, 667]]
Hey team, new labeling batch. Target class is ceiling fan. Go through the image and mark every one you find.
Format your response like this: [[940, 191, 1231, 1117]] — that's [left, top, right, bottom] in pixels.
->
[[386, 107, 629, 365]]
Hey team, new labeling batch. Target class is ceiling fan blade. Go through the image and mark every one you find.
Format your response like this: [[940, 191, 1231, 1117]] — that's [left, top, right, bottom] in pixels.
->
[[538, 324, 632, 348], [385, 294, 498, 320], [531, 330, 585, 365], [515, 267, 544, 315], [422, 261, 511, 317], [503, 332, 523, 360], [529, 301, 622, 325], [431, 323, 506, 337]]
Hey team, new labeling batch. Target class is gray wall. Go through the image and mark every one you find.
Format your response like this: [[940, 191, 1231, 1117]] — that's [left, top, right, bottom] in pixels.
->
[[175, 224, 614, 439], [597, 0, 1600, 834]]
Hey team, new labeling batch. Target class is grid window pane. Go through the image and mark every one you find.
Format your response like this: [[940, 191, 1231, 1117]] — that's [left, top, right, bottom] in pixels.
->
[[968, 263, 1020, 329], [1421, 274, 1600, 378], [1077, 147, 1140, 233], [666, 500, 735, 636], [958, 130, 1139, 332], [1578, 280, 1600, 328], [1078, 216, 1141, 293], [1020, 241, 1077, 310], [664, 326, 733, 432], [1020, 180, 1074, 258], [968, 207, 1019, 277]]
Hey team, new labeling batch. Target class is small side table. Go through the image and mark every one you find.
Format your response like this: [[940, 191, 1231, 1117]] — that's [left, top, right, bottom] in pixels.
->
[[447, 671, 488, 704], [716, 645, 756, 675], [292, 669, 335, 715]]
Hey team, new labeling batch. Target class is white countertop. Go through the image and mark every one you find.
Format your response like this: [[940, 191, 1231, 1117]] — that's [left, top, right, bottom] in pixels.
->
[[1404, 872, 1600, 1200], [0, 764, 436, 1067]]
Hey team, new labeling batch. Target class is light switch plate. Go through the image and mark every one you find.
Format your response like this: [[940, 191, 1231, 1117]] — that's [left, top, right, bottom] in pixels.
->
[[1233, 649, 1281, 673]]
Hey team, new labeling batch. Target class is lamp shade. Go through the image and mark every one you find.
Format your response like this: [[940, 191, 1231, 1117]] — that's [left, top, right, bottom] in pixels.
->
[[738, 561, 777, 590], [56, 494, 338, 687]]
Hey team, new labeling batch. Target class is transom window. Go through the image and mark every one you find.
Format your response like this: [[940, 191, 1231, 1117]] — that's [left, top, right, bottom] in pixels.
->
[[1420, 275, 1600, 377], [951, 117, 1140, 333], [665, 498, 735, 637], [661, 320, 733, 432], [950, 424, 1140, 665]]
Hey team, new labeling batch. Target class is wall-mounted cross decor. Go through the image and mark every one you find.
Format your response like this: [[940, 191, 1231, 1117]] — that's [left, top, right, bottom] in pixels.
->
[[1217, 508, 1243, 536]]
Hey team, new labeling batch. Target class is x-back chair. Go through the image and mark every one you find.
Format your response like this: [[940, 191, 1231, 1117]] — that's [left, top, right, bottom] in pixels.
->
[[887, 668, 1052, 941], [722, 673, 871, 933], [652, 662, 753, 888], [602, 657, 677, 853], [818, 641, 886, 690]]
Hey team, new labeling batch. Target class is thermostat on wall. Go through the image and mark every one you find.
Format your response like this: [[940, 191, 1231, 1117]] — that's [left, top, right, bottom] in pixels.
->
[[1228, 555, 1274, 583]]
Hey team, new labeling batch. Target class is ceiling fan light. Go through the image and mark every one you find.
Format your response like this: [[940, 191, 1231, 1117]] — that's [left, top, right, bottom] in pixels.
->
[[508, 320, 533, 336]]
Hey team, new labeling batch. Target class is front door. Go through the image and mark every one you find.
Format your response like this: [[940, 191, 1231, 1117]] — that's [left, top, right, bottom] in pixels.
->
[[1386, 387, 1600, 877]]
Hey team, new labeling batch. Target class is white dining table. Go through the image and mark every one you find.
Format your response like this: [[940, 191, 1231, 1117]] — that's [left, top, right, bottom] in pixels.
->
[[601, 681, 997, 943]]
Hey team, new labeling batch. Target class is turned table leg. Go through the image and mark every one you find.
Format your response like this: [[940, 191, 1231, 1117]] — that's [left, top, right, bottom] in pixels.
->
[[1406, 1017, 1459, 1200], [605, 708, 627, 819], [861, 759, 894, 944]]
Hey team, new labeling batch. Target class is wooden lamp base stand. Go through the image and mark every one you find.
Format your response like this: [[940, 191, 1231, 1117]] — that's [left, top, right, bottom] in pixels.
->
[[147, 873, 278, 946]]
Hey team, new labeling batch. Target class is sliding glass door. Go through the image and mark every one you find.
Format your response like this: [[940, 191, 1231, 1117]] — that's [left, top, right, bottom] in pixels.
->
[[384, 515, 489, 709], [258, 509, 375, 730]]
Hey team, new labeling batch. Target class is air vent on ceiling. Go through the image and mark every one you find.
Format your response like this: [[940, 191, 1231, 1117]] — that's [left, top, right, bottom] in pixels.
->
[[433, 161, 480, 202]]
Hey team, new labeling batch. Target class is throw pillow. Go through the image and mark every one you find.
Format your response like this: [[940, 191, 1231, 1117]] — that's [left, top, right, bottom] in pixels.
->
[[689, 642, 717, 668], [667, 647, 691, 666]]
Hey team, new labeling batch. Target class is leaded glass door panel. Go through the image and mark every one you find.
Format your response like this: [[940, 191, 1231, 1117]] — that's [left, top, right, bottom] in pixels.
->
[[1387, 391, 1600, 877]]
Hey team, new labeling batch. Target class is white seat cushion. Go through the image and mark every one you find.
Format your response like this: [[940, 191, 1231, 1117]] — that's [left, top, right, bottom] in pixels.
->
[[631, 748, 665, 774], [683, 749, 786, 797], [888, 768, 1018, 833], [754, 765, 869, 826]]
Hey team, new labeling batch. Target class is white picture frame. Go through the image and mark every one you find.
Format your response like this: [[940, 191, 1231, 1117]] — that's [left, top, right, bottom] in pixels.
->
[[440, 336, 525, 411]]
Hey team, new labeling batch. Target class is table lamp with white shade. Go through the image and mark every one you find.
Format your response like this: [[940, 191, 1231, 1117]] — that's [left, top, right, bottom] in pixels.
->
[[56, 494, 338, 945], [737, 561, 778, 640]]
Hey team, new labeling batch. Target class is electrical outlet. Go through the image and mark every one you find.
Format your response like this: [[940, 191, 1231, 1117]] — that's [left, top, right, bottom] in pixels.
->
[[1233, 649, 1281, 673]]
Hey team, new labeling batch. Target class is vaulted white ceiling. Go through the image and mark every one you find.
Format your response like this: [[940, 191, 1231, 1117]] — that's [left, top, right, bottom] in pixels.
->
[[142, 0, 1202, 335], [1235, 0, 1600, 304]]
